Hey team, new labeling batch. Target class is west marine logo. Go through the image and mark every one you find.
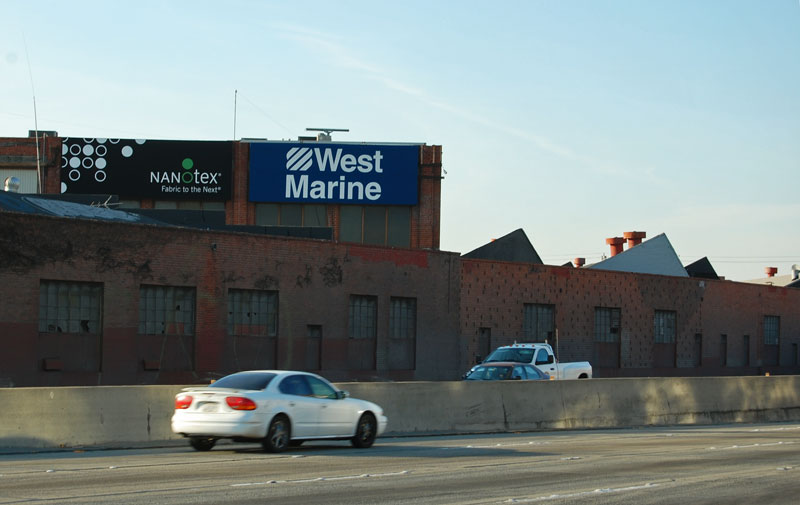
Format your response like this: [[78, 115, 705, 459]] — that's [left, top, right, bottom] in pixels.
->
[[285, 147, 384, 201]]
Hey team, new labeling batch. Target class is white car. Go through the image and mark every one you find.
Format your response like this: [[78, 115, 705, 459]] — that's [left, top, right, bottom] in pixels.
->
[[171, 370, 388, 452]]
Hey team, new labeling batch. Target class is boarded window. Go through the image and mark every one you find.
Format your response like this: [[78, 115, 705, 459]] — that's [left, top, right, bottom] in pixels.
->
[[389, 297, 416, 370], [523, 304, 554, 341], [349, 295, 377, 339], [594, 307, 620, 343], [39, 281, 103, 334], [138, 285, 195, 335], [654, 310, 676, 343], [764, 315, 780, 345], [227, 289, 278, 337]]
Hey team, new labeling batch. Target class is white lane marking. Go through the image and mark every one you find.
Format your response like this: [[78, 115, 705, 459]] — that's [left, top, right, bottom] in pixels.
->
[[751, 426, 800, 432], [504, 482, 659, 502], [230, 470, 409, 487], [445, 441, 551, 450], [707, 441, 796, 451]]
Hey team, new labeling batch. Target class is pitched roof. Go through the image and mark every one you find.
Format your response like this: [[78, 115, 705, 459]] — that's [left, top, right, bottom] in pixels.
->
[[587, 233, 689, 277], [461, 228, 543, 263], [684, 256, 719, 280]]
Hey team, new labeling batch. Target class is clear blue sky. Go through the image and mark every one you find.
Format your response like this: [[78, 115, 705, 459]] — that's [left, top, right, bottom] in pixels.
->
[[2, 0, 798, 281]]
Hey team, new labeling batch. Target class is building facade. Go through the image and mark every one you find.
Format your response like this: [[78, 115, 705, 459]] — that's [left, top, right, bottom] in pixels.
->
[[0, 134, 798, 386]]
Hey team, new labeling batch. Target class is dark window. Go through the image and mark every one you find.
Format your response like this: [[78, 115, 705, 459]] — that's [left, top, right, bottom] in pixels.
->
[[654, 310, 676, 343], [764, 316, 780, 345], [254, 203, 328, 227], [138, 285, 195, 336], [535, 348, 551, 365], [349, 295, 377, 339], [227, 289, 278, 337], [307, 325, 322, 370], [210, 372, 276, 390], [38, 281, 103, 334], [279, 374, 313, 396], [594, 307, 620, 343], [339, 205, 410, 247], [390, 297, 416, 339], [363, 206, 386, 245], [523, 304, 554, 341]]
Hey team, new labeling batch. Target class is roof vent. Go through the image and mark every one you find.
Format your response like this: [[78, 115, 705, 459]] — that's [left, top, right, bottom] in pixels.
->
[[3, 176, 20, 193], [792, 264, 799, 281], [605, 237, 625, 257], [765, 267, 778, 277]]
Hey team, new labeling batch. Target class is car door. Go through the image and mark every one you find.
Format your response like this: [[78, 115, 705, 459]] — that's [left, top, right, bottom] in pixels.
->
[[277, 374, 320, 438], [306, 375, 355, 437], [535, 348, 558, 378]]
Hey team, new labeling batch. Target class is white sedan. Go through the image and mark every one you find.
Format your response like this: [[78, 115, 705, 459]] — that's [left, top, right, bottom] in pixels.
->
[[171, 370, 388, 452]]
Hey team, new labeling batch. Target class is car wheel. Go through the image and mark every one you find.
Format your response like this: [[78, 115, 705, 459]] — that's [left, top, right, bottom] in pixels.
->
[[263, 415, 290, 453], [189, 437, 216, 451], [351, 413, 377, 449]]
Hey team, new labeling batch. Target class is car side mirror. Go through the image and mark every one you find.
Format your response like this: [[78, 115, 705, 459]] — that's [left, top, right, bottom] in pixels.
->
[[336, 390, 349, 400]]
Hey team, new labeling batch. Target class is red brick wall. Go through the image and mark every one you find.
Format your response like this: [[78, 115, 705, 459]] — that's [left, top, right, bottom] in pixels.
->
[[0, 212, 460, 387], [460, 259, 800, 377]]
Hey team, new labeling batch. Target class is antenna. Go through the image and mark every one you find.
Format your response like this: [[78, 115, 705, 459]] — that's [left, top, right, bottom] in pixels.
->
[[306, 127, 349, 141], [233, 89, 238, 141], [23, 33, 42, 193]]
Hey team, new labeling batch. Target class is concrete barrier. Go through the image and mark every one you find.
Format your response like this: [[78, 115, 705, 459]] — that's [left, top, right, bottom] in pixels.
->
[[1, 377, 799, 450]]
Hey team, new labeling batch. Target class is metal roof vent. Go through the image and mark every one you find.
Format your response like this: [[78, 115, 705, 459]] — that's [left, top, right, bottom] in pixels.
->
[[3, 176, 20, 193]]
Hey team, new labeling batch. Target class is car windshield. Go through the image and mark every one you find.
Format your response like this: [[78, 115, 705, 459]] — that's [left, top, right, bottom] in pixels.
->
[[484, 348, 534, 363], [209, 372, 276, 390], [465, 365, 512, 380]]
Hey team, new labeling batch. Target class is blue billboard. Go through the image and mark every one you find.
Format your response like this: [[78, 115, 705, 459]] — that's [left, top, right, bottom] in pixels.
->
[[249, 142, 419, 205]]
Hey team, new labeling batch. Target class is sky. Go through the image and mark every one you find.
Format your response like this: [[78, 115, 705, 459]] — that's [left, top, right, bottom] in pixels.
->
[[2, 0, 799, 282]]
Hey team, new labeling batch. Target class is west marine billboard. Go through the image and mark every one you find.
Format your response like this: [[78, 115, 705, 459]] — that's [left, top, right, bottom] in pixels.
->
[[60, 139, 232, 200], [249, 142, 419, 205]]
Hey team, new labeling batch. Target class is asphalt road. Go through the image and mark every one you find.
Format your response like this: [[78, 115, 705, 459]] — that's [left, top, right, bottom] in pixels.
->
[[1, 423, 799, 505]]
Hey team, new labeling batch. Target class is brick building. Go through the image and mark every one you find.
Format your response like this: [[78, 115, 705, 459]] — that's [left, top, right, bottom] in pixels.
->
[[0, 134, 798, 386]]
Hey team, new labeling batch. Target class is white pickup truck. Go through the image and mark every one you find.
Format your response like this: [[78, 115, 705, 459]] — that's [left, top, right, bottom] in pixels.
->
[[469, 343, 592, 380]]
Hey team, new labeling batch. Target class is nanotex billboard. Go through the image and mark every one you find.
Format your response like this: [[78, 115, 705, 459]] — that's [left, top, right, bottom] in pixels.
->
[[248, 142, 419, 205], [60, 138, 232, 200]]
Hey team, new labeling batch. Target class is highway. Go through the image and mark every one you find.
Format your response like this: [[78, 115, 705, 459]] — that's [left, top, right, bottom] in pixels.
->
[[1, 422, 799, 504]]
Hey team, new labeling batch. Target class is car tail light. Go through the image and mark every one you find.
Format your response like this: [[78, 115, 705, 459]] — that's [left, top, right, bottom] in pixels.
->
[[226, 396, 257, 411], [175, 395, 193, 409]]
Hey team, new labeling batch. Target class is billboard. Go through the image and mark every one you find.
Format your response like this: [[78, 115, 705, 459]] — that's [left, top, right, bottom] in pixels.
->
[[60, 138, 232, 200], [249, 142, 419, 205]]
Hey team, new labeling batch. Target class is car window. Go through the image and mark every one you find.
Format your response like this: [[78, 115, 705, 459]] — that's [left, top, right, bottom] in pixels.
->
[[485, 348, 534, 363], [524, 365, 545, 379], [278, 374, 313, 396], [535, 349, 550, 365], [306, 376, 338, 399], [511, 366, 525, 379], [209, 372, 276, 390]]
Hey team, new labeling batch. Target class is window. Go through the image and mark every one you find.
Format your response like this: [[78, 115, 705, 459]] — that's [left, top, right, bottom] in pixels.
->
[[349, 295, 377, 339], [227, 289, 278, 337], [654, 310, 676, 343], [254, 203, 327, 227], [339, 205, 411, 247], [764, 315, 780, 345], [306, 375, 338, 399], [153, 200, 224, 211], [594, 307, 620, 343], [38, 281, 103, 334], [278, 374, 312, 396], [138, 285, 195, 335], [390, 297, 416, 339], [523, 304, 554, 341]]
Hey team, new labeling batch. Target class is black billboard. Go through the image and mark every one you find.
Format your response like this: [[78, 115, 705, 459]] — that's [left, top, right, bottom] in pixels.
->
[[60, 138, 232, 200]]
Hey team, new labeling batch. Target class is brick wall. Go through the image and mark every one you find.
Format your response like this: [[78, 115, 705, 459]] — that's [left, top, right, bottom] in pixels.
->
[[0, 212, 460, 387], [460, 259, 800, 377]]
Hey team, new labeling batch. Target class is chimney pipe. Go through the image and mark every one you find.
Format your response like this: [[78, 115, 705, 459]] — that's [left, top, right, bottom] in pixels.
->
[[765, 267, 778, 278], [605, 237, 625, 257], [792, 264, 799, 281], [623, 231, 646, 249], [573, 257, 585, 268]]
